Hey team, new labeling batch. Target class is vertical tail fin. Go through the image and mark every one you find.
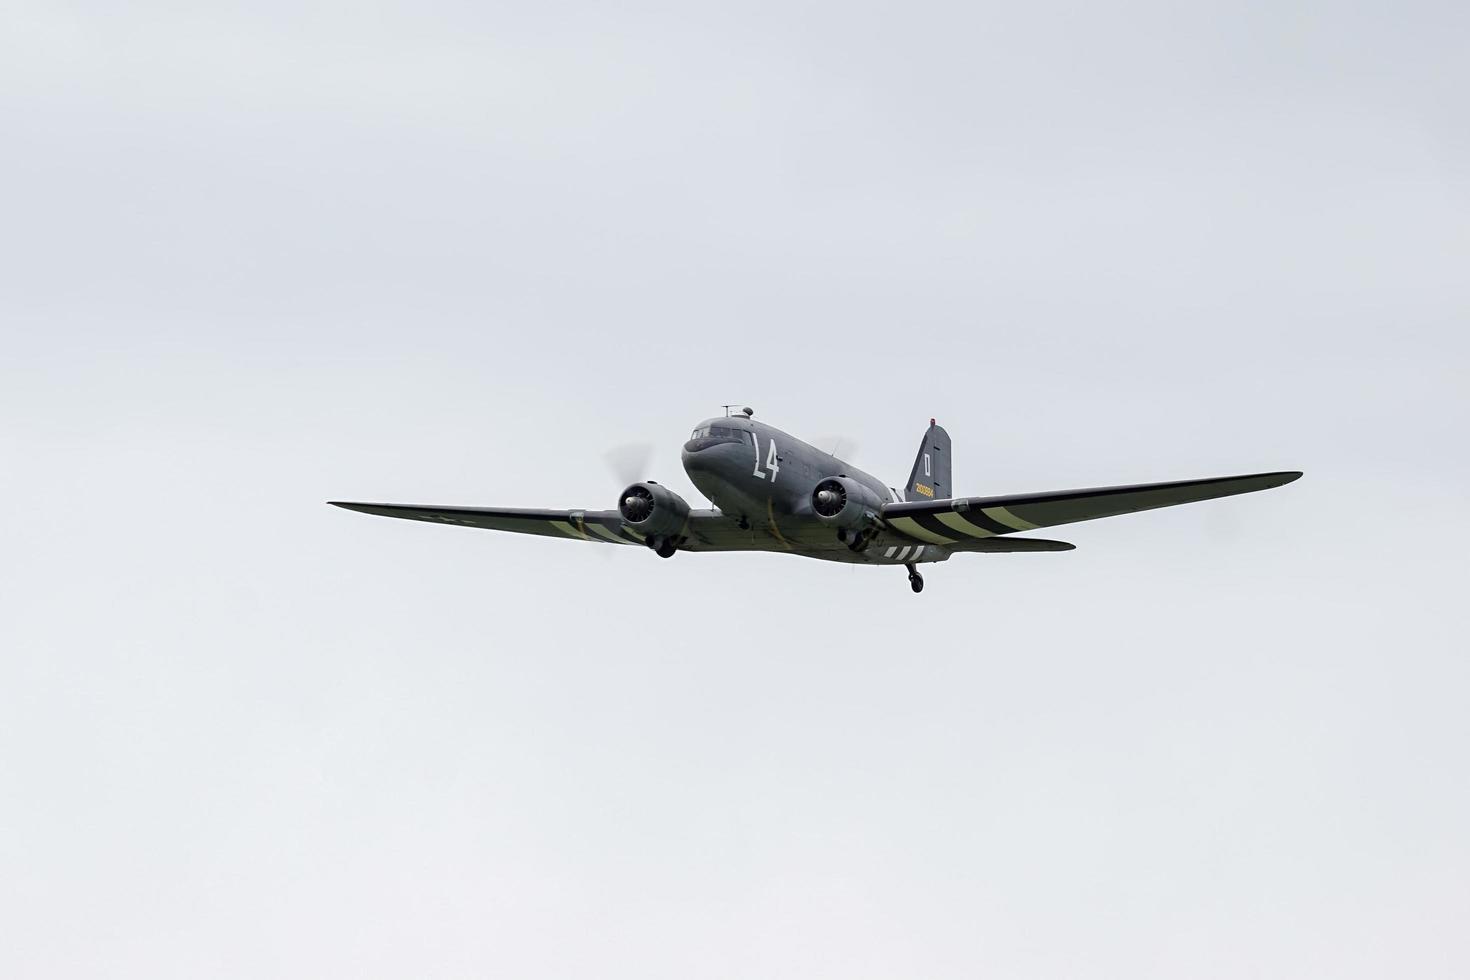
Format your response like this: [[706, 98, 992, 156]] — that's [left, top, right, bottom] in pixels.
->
[[905, 419, 952, 501]]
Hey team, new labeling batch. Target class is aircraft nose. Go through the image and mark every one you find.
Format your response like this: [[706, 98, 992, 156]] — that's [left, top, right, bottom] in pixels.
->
[[681, 443, 709, 472], [681, 439, 732, 475]]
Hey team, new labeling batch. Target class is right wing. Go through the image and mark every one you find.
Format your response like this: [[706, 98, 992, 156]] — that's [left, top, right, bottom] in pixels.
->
[[881, 471, 1302, 544], [328, 502, 650, 545], [328, 501, 769, 552]]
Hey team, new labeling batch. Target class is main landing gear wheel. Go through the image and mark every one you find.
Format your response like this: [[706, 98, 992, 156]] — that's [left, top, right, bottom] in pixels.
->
[[905, 562, 924, 593]]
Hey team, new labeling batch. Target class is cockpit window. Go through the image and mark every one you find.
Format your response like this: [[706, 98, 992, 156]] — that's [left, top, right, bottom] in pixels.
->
[[689, 425, 743, 442]]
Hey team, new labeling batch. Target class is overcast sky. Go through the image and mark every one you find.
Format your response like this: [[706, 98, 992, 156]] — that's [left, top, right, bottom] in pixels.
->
[[2, 2, 1467, 977]]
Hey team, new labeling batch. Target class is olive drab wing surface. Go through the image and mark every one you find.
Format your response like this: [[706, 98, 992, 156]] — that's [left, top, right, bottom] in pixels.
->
[[331, 407, 1302, 593]]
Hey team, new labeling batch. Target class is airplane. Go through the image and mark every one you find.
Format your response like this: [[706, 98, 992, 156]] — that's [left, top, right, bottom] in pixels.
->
[[330, 408, 1301, 593]]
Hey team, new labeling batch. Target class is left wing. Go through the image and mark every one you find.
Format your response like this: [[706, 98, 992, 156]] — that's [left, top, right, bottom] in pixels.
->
[[881, 471, 1302, 544], [328, 502, 649, 545]]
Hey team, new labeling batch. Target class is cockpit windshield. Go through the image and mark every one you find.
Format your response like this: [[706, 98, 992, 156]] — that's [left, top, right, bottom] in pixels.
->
[[689, 424, 745, 442]]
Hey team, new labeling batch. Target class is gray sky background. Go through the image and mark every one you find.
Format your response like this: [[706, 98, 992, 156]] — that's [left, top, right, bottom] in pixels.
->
[[2, 2, 1467, 977]]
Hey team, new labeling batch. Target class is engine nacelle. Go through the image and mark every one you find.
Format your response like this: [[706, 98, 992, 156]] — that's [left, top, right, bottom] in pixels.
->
[[618, 481, 692, 539], [811, 476, 883, 530]]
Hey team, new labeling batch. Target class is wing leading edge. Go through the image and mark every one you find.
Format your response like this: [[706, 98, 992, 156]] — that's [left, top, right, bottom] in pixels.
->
[[881, 471, 1302, 544]]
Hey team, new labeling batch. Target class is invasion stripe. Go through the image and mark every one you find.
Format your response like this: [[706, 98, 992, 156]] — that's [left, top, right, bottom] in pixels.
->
[[935, 511, 995, 539], [981, 506, 1040, 531], [952, 508, 1014, 535], [588, 523, 628, 544], [887, 515, 956, 545], [549, 521, 583, 539], [907, 512, 963, 542], [766, 499, 793, 550]]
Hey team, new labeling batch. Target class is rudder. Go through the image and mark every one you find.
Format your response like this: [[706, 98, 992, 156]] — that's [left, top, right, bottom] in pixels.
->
[[905, 419, 951, 501]]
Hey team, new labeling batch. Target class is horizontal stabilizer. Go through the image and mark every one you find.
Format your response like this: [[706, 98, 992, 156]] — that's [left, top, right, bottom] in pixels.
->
[[959, 537, 1075, 553]]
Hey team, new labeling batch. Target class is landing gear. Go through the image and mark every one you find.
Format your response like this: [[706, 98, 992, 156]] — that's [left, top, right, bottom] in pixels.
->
[[646, 535, 679, 558], [905, 562, 924, 593]]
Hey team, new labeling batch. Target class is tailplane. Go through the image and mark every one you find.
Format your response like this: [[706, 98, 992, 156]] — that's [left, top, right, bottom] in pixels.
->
[[904, 419, 951, 501]]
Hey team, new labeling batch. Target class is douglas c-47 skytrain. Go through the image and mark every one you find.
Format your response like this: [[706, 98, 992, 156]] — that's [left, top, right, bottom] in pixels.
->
[[331, 408, 1302, 593]]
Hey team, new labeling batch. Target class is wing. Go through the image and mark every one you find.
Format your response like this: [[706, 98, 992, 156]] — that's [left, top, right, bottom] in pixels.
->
[[328, 501, 769, 552], [881, 471, 1302, 544], [329, 502, 652, 545]]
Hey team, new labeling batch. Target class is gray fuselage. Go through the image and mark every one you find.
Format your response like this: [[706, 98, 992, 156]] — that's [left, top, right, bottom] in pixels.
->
[[678, 416, 929, 564], [682, 416, 894, 523]]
